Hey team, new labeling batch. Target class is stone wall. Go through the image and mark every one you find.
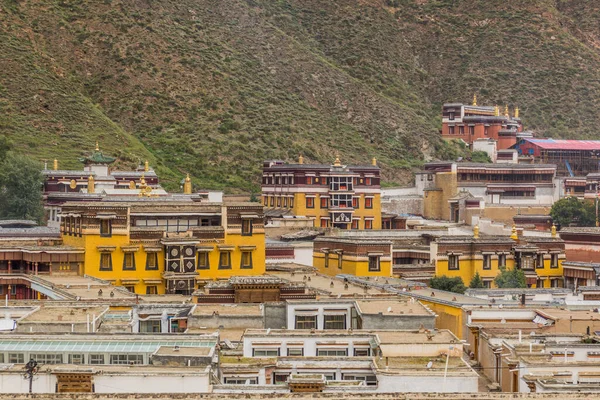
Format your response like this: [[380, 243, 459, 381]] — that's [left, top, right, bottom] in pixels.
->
[[263, 302, 287, 329]]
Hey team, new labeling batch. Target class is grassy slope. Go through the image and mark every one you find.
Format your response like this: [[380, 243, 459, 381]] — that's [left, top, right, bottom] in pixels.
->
[[2, 0, 600, 191]]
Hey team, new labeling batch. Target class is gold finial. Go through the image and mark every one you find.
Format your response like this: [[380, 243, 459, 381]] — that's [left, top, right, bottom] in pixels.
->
[[474, 225, 480, 239], [140, 173, 146, 186], [129, 180, 136, 189], [53, 159, 58, 171], [472, 94, 477, 106], [183, 173, 192, 194], [298, 155, 304, 165], [510, 224, 518, 241], [372, 157, 377, 166], [88, 174, 95, 194], [334, 154, 341, 167], [514, 107, 520, 119], [551, 224, 557, 238], [144, 160, 149, 172], [494, 105, 500, 117], [95, 141, 99, 151], [504, 105, 509, 118]]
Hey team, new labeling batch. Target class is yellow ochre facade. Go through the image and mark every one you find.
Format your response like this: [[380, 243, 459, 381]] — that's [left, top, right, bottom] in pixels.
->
[[262, 156, 382, 230], [61, 201, 266, 295], [313, 238, 392, 278]]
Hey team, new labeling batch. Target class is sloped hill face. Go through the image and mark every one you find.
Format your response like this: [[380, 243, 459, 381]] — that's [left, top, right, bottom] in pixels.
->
[[3, 0, 600, 191]]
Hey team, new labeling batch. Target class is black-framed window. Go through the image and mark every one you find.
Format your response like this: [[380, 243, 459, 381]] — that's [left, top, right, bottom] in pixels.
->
[[242, 219, 253, 236], [306, 197, 315, 209], [320, 197, 328, 209], [324, 251, 329, 268], [551, 254, 559, 268], [365, 197, 373, 209], [498, 254, 507, 268], [536, 254, 545, 269], [146, 286, 158, 295], [123, 252, 135, 271], [448, 255, 459, 270], [241, 251, 253, 269], [287, 347, 304, 356], [219, 251, 231, 269], [197, 252, 210, 269], [353, 348, 370, 357], [252, 348, 280, 357], [337, 252, 343, 269], [295, 315, 317, 329], [100, 253, 113, 271], [324, 314, 346, 329], [482, 254, 491, 270], [100, 220, 112, 237], [368, 256, 380, 272], [145, 253, 158, 270]]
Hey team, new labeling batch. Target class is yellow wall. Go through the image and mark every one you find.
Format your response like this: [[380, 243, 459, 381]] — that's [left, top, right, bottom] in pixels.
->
[[423, 172, 457, 221], [314, 251, 391, 277], [420, 300, 464, 339], [435, 255, 515, 288]]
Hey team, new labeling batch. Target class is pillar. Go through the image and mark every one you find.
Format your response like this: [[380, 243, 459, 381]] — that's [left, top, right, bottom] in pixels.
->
[[7, 285, 10, 300], [7, 261, 11, 274]]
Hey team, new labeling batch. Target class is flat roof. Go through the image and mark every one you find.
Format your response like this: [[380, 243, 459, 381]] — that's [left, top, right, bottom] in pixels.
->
[[267, 270, 380, 296], [192, 304, 263, 316], [355, 299, 431, 316], [20, 306, 108, 323], [154, 346, 212, 356]]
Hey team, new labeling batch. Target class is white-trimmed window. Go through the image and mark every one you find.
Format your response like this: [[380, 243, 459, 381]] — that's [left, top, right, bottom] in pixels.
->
[[68, 354, 85, 364], [324, 314, 346, 329], [448, 255, 459, 270], [252, 348, 280, 357], [287, 347, 304, 356], [353, 347, 371, 357], [89, 354, 105, 365], [110, 354, 143, 365], [295, 314, 317, 329], [31, 354, 63, 364], [317, 348, 348, 357]]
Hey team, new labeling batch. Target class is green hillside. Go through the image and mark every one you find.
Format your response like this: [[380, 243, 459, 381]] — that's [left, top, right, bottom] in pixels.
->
[[2, 0, 600, 191]]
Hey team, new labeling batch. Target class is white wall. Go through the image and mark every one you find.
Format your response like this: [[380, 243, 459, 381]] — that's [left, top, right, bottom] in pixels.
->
[[94, 374, 210, 393], [243, 334, 375, 358], [286, 302, 354, 330], [376, 374, 478, 392]]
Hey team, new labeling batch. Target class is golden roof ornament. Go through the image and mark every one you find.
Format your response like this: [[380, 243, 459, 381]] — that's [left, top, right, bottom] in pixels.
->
[[183, 173, 192, 194], [95, 141, 99, 151], [510, 224, 518, 241], [514, 107, 520, 119], [144, 160, 149, 172], [494, 105, 500, 117], [298, 155, 304, 165], [372, 157, 377, 166], [88, 175, 95, 194], [53, 159, 58, 171], [472, 94, 477, 106], [504, 105, 509, 118], [334, 154, 341, 167], [474, 225, 480, 239], [551, 224, 557, 238]]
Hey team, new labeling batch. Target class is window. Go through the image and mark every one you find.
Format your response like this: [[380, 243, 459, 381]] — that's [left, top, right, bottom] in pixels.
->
[[219, 252, 231, 269], [252, 349, 280, 357], [468, 126, 474, 135], [140, 320, 161, 333], [289, 197, 294, 208], [306, 176, 313, 185], [337, 252, 343, 269], [536, 254, 545, 269], [10, 286, 16, 295], [123, 252, 135, 271], [283, 197, 288, 207], [100, 219, 112, 237], [352, 197, 359, 208], [498, 254, 507, 268], [484, 126, 489, 136], [351, 220, 359, 230], [197, 252, 210, 270], [368, 255, 380, 272], [124, 286, 135, 293], [448, 255, 459, 270], [225, 378, 257, 385], [241, 251, 253, 269], [68, 354, 85, 364], [551, 254, 558, 268], [365, 219, 373, 230], [295, 315, 317, 329], [9, 353, 24, 363], [263, 196, 268, 206], [306, 197, 314, 209], [329, 176, 353, 191], [354, 348, 371, 357], [448, 126, 455, 135], [274, 373, 289, 385], [89, 354, 105, 365], [145, 252, 158, 270], [270, 197, 274, 207], [320, 197, 328, 208], [110, 354, 143, 365], [365, 197, 373, 209], [458, 126, 464, 135], [324, 251, 329, 268], [365, 177, 372, 186], [320, 219, 328, 228], [276, 197, 281, 207], [330, 194, 352, 208], [317, 349, 348, 357], [483, 254, 491, 270], [324, 314, 346, 329], [242, 219, 253, 236], [287, 348, 304, 356], [146, 285, 158, 295], [483, 280, 492, 289], [448, 112, 455, 121], [100, 253, 112, 271], [31, 354, 62, 364]]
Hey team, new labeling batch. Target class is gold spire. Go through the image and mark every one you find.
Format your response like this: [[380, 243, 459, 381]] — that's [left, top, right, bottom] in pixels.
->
[[298, 155, 304, 165], [95, 141, 99, 151], [334, 154, 341, 167], [551, 224, 557, 238], [494, 105, 500, 117], [504, 105, 509, 118], [372, 157, 377, 166], [140, 173, 146, 186], [183, 174, 192, 194], [473, 224, 480, 239], [472, 94, 477, 106], [144, 160, 149, 172], [53, 159, 58, 171], [510, 224, 518, 241], [514, 107, 520, 119], [88, 174, 95, 194]]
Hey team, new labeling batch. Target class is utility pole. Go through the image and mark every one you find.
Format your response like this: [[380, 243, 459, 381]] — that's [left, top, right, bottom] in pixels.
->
[[24, 359, 38, 394]]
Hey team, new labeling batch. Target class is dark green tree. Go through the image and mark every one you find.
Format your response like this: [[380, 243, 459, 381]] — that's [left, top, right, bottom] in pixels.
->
[[494, 265, 527, 289], [429, 275, 467, 294], [0, 153, 44, 222], [469, 272, 485, 288], [470, 151, 492, 163], [550, 197, 595, 227]]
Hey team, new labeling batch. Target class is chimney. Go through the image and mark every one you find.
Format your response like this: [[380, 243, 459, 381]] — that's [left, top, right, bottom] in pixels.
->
[[521, 293, 526, 306]]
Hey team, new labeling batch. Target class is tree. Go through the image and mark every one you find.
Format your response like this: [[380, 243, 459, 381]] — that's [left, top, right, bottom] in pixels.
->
[[0, 153, 44, 222], [469, 272, 484, 288], [494, 265, 527, 289], [470, 151, 492, 163], [550, 196, 595, 227], [429, 275, 467, 294]]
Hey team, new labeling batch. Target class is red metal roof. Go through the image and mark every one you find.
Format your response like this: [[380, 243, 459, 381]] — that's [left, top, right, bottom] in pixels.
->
[[523, 138, 600, 150]]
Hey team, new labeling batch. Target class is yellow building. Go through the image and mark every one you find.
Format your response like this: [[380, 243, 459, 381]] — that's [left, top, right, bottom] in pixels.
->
[[261, 156, 382, 230], [313, 237, 392, 278], [61, 201, 266, 295], [431, 229, 565, 289]]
